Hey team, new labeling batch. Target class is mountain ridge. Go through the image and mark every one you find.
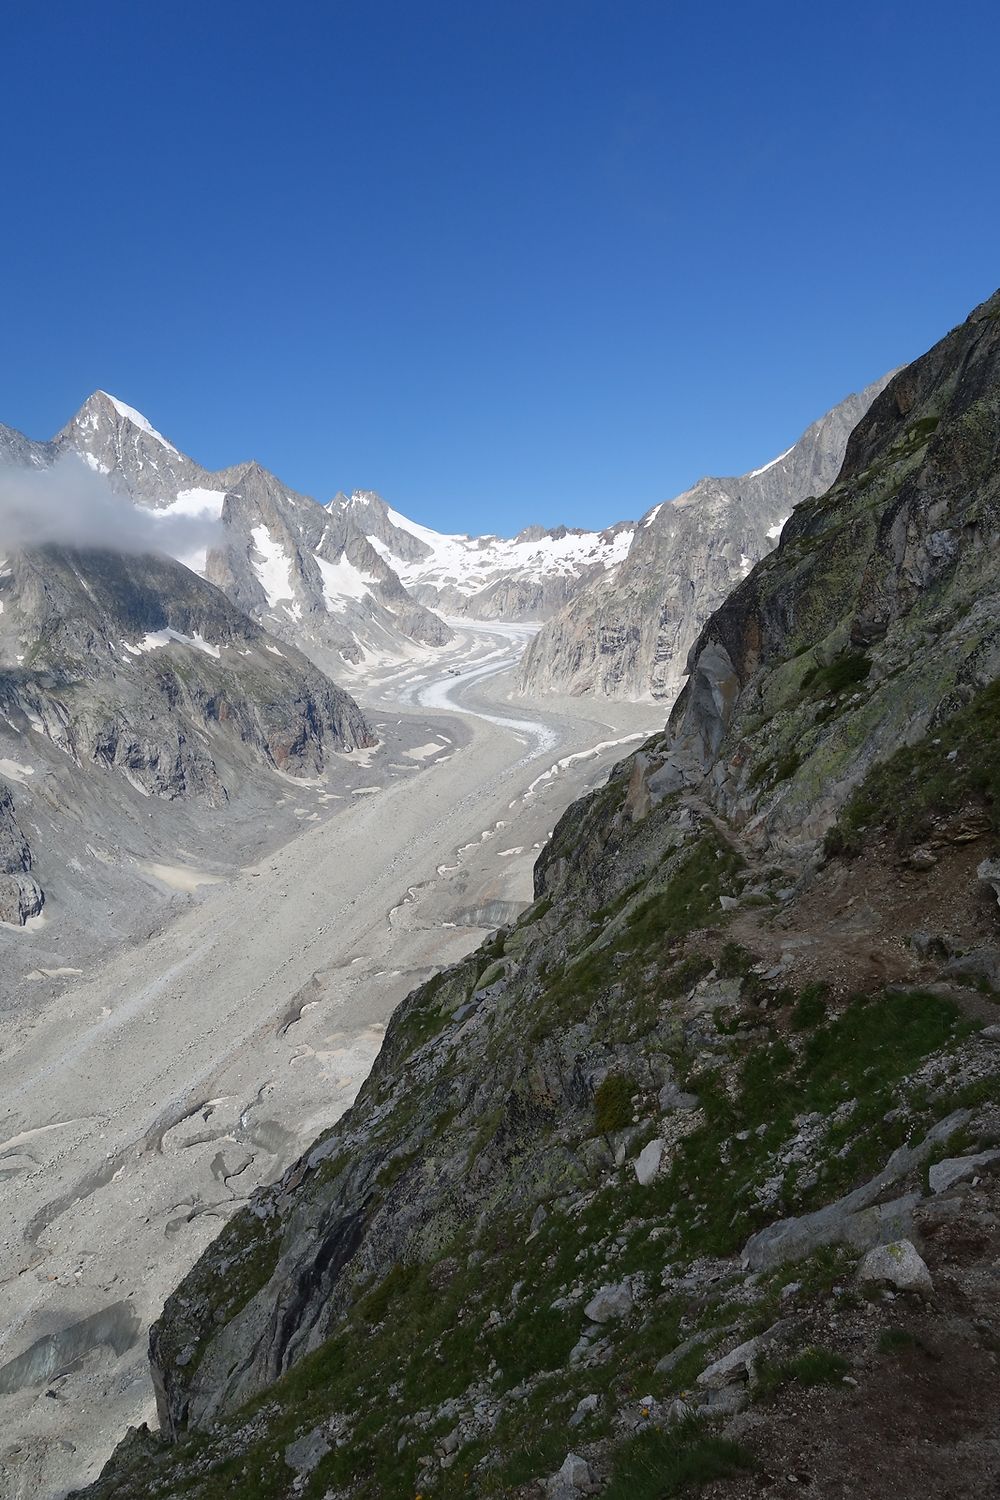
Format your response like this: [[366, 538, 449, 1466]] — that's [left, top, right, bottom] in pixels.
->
[[518, 373, 895, 701]]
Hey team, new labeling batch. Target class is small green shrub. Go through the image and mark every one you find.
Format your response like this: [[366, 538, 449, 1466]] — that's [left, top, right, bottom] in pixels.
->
[[718, 941, 754, 980], [756, 1344, 850, 1397], [773, 750, 802, 783], [801, 651, 872, 699], [790, 983, 829, 1031], [878, 1326, 921, 1355], [604, 1418, 753, 1499], [360, 1260, 419, 1324], [595, 1072, 636, 1133]]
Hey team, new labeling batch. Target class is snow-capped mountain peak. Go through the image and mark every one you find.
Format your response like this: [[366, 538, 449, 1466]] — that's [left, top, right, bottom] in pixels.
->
[[95, 392, 181, 454]]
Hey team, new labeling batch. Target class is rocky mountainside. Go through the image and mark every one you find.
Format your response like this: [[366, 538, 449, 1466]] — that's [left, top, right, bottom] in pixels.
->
[[0, 420, 54, 470], [205, 461, 451, 670], [75, 294, 1000, 1500], [334, 490, 636, 622], [519, 375, 893, 702], [50, 392, 451, 668], [0, 542, 374, 925]]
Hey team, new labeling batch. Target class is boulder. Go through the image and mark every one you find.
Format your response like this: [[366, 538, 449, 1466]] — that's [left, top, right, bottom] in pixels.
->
[[659, 1081, 699, 1113], [696, 1336, 759, 1389], [546, 1452, 592, 1495], [284, 1426, 331, 1476], [583, 1280, 633, 1324], [907, 846, 938, 870], [634, 1138, 665, 1186], [568, 1393, 600, 1428], [857, 1239, 933, 1294], [942, 947, 1000, 989], [910, 931, 963, 961], [928, 1150, 1000, 1195], [977, 857, 1000, 907]]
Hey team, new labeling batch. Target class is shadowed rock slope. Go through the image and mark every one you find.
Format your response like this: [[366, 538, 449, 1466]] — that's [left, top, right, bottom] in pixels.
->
[[76, 294, 1000, 1500], [0, 545, 374, 923], [1, 544, 374, 791]]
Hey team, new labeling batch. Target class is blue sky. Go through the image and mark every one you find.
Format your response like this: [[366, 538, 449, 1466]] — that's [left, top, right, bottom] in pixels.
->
[[2, 1, 998, 534]]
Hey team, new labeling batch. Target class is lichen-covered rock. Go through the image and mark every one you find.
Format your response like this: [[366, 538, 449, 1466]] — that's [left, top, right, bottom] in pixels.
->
[[857, 1239, 934, 1295]]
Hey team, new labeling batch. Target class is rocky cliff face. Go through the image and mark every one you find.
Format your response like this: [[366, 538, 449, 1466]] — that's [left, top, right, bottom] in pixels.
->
[[0, 420, 55, 470], [54, 391, 214, 506], [640, 295, 1000, 859], [0, 780, 43, 924], [75, 294, 1000, 1499], [204, 461, 452, 668], [518, 376, 893, 701]]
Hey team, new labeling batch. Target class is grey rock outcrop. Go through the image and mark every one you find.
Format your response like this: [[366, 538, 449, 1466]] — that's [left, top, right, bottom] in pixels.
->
[[741, 1112, 969, 1270], [928, 1151, 1000, 1194], [519, 375, 893, 700], [0, 780, 43, 925]]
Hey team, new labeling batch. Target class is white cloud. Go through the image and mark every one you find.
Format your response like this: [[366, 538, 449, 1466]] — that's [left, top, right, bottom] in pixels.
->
[[0, 455, 222, 561]]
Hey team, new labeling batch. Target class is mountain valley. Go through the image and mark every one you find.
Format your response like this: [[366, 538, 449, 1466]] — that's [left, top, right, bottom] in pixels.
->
[[43, 289, 1000, 1500], [1, 293, 998, 1500]]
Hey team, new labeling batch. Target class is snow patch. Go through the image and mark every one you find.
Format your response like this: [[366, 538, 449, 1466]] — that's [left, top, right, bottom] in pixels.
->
[[0, 758, 34, 782], [99, 392, 180, 454], [122, 628, 221, 659], [747, 445, 793, 479], [251, 525, 295, 605], [316, 554, 376, 611]]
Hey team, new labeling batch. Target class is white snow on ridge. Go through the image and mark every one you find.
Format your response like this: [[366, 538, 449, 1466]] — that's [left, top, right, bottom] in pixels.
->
[[81, 451, 110, 474], [766, 516, 789, 541], [98, 392, 181, 455], [376, 503, 633, 593], [122, 628, 221, 659], [316, 555, 377, 611], [747, 445, 793, 479], [250, 525, 295, 605]]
